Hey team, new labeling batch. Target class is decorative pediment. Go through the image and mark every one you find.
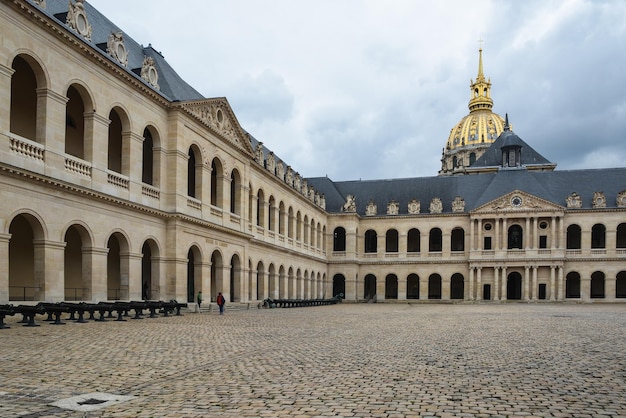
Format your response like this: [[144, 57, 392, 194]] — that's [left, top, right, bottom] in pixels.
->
[[177, 99, 254, 155], [473, 190, 564, 213], [365, 200, 377, 216], [66, 0, 92, 41]]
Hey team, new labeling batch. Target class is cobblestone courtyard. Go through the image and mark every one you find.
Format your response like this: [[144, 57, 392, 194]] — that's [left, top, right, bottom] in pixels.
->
[[1, 303, 625, 417]]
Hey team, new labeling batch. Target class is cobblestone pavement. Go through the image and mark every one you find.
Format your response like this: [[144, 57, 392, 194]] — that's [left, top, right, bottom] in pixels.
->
[[1, 303, 625, 417]]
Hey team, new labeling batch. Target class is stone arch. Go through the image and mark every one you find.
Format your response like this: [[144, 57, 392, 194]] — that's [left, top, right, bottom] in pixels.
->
[[407, 273, 420, 299], [407, 228, 420, 253], [8, 212, 46, 301], [566, 224, 582, 249], [10, 52, 49, 143], [617, 223, 626, 249], [230, 168, 242, 214], [450, 273, 465, 299], [210, 157, 224, 208], [428, 274, 442, 299], [288, 266, 296, 299], [451, 227, 465, 252], [506, 271, 523, 300], [590, 271, 605, 298], [507, 224, 523, 249], [187, 245, 203, 303], [142, 125, 161, 187], [141, 238, 161, 300], [63, 223, 94, 301], [256, 188, 266, 227], [187, 144, 203, 199], [591, 224, 606, 249], [386, 229, 399, 253], [211, 249, 224, 302], [385, 274, 398, 299], [256, 260, 266, 300], [65, 82, 95, 160], [107, 105, 132, 175], [268, 263, 278, 299], [230, 253, 241, 302], [565, 271, 581, 298], [364, 274, 376, 300], [333, 227, 346, 251], [429, 228, 442, 252], [106, 231, 131, 300], [278, 265, 286, 299], [616, 271, 626, 298], [364, 229, 377, 253]]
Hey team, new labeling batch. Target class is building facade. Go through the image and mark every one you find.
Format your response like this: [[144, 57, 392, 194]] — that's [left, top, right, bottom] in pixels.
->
[[1, 0, 625, 305]]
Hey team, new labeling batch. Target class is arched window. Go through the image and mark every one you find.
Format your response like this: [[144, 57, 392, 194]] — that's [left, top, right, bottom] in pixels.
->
[[617, 223, 626, 248], [590, 271, 605, 298], [469, 152, 476, 165], [230, 170, 240, 214], [407, 228, 420, 252], [333, 227, 346, 252], [566, 225, 581, 249], [107, 109, 124, 173], [385, 229, 398, 253], [10, 55, 38, 141], [591, 224, 606, 249], [142, 127, 154, 185], [407, 274, 419, 299], [385, 274, 398, 299], [507, 225, 523, 249], [429, 228, 442, 252], [65, 85, 86, 159], [451, 227, 465, 251], [565, 272, 581, 298], [256, 190, 265, 227], [428, 274, 442, 299], [364, 230, 377, 253], [187, 147, 197, 198]]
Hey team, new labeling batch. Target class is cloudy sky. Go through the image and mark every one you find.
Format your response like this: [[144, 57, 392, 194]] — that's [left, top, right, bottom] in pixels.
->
[[89, 0, 626, 181]]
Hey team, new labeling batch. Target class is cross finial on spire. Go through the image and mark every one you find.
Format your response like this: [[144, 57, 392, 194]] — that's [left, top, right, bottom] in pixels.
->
[[478, 37, 483, 50]]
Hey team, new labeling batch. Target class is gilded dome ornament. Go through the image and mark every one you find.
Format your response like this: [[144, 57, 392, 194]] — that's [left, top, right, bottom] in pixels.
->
[[439, 46, 505, 175]]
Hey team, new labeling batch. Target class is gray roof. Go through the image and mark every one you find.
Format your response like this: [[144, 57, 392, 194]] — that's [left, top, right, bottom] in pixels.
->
[[471, 127, 554, 168], [41, 0, 204, 102], [308, 167, 626, 215]]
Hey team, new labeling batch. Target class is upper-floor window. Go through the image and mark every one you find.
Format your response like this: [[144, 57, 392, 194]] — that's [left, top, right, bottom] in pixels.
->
[[429, 228, 442, 252], [507, 225, 523, 249], [567, 224, 581, 249], [386, 229, 398, 252], [451, 227, 465, 251], [591, 224, 606, 249], [364, 229, 377, 253], [407, 228, 420, 253], [617, 223, 626, 248]]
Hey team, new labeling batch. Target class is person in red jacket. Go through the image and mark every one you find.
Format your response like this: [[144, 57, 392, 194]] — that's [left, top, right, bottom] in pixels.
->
[[216, 292, 225, 315]]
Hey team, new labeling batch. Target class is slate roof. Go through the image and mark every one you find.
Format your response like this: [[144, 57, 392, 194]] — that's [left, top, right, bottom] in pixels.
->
[[471, 127, 554, 169], [40, 0, 204, 102]]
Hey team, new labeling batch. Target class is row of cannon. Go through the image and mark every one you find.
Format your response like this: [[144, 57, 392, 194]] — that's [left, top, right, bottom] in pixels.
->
[[0, 300, 188, 329], [263, 294, 343, 309]]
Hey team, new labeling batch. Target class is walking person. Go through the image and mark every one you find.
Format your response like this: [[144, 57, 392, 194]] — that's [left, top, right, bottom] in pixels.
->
[[196, 291, 203, 313], [216, 292, 225, 315]]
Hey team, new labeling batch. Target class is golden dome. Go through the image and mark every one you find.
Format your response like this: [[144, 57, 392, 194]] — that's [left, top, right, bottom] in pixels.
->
[[439, 48, 505, 175]]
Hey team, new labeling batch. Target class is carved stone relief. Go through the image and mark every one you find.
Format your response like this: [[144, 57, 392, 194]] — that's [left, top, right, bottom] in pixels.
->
[[365, 200, 377, 216], [309, 186, 315, 201], [276, 162, 285, 180], [617, 190, 626, 207], [452, 196, 465, 213], [593, 191, 606, 208], [387, 200, 399, 215], [140, 56, 159, 90], [320, 194, 326, 210], [429, 197, 443, 214], [33, 0, 46, 8], [254, 143, 264, 164], [182, 103, 243, 148], [266, 152, 276, 174], [408, 199, 420, 214], [342, 195, 356, 212], [67, 0, 92, 41], [294, 174, 301, 191], [285, 166, 293, 186], [301, 179, 308, 195], [107, 32, 128, 67], [566, 192, 582, 209]]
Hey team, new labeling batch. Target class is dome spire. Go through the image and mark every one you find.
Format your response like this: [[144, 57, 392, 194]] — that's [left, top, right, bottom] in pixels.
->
[[468, 43, 493, 113]]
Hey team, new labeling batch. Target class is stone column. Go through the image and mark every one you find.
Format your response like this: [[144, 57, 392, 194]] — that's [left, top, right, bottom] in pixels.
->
[[0, 64, 15, 133], [525, 218, 531, 250], [550, 265, 556, 301], [493, 267, 500, 301], [557, 266, 564, 301], [470, 219, 476, 251], [89, 247, 109, 302], [469, 267, 475, 300], [0, 234, 10, 301], [476, 267, 482, 301], [524, 266, 530, 300], [127, 131, 144, 196], [34, 240, 66, 302]]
